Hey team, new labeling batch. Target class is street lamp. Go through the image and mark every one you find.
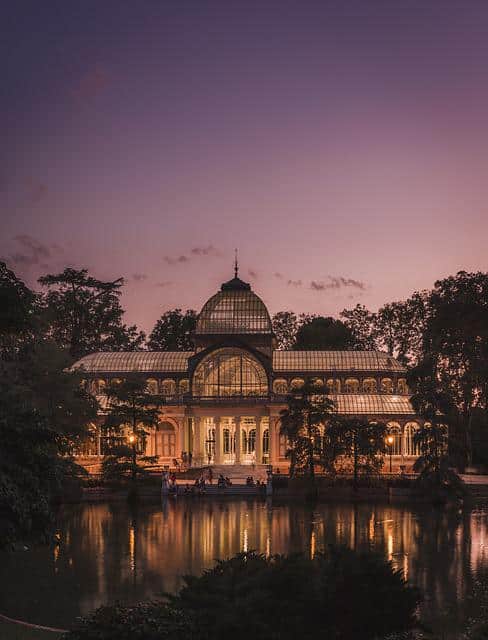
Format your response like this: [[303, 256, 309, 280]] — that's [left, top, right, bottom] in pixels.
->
[[386, 434, 394, 473], [128, 433, 137, 486]]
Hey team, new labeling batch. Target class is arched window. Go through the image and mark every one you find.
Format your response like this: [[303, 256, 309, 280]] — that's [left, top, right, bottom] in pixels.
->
[[273, 379, 288, 395], [193, 348, 268, 397], [92, 378, 106, 395], [162, 379, 176, 397], [397, 378, 409, 394], [223, 428, 232, 454], [363, 378, 377, 393], [387, 422, 402, 455], [290, 378, 305, 390], [146, 378, 159, 394], [381, 378, 393, 394], [404, 422, 421, 456], [179, 379, 189, 395], [311, 377, 324, 388], [326, 379, 341, 393], [345, 378, 359, 393]]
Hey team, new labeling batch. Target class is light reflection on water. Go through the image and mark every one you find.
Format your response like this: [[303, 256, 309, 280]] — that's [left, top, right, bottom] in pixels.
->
[[1, 499, 488, 636]]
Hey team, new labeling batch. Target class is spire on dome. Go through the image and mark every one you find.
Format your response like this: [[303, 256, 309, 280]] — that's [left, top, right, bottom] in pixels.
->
[[234, 248, 239, 278]]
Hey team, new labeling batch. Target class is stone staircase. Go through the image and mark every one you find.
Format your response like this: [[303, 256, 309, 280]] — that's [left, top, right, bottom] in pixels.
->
[[205, 464, 269, 484]]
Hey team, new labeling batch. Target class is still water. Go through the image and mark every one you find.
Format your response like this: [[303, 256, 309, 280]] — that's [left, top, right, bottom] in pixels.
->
[[1, 499, 488, 636]]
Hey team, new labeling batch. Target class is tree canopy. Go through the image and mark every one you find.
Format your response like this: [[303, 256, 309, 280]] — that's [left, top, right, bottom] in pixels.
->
[[147, 309, 197, 351], [39, 268, 145, 359], [294, 316, 354, 351]]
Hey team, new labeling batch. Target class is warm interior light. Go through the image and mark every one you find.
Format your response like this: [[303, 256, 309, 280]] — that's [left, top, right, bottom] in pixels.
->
[[128, 434, 136, 444], [386, 435, 394, 445]]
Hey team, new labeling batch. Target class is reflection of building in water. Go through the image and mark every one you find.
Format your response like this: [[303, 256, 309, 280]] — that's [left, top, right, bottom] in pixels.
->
[[71, 269, 423, 473], [2, 501, 488, 635]]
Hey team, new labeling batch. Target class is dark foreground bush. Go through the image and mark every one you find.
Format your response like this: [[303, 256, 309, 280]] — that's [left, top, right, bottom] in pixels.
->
[[65, 548, 421, 640]]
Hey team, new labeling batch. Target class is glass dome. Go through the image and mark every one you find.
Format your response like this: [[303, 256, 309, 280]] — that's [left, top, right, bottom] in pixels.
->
[[192, 347, 269, 397], [195, 276, 272, 335]]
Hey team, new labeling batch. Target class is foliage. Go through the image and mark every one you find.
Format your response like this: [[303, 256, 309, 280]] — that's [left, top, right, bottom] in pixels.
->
[[271, 310, 300, 349], [65, 549, 420, 640], [340, 304, 378, 350], [101, 375, 164, 485], [147, 309, 197, 351], [0, 345, 96, 545], [280, 382, 336, 479], [294, 316, 354, 351], [0, 261, 39, 357], [417, 271, 488, 467], [324, 417, 387, 485], [39, 268, 145, 359]]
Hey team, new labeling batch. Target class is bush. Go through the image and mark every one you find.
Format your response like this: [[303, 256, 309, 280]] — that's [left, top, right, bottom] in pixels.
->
[[64, 548, 420, 640]]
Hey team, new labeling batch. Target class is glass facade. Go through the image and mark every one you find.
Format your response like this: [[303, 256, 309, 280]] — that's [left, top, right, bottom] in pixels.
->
[[193, 348, 268, 397], [196, 290, 272, 335]]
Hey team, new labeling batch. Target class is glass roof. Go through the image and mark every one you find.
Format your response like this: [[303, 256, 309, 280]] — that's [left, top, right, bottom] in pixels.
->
[[273, 351, 405, 373], [330, 394, 414, 415], [195, 289, 273, 335], [72, 351, 191, 373]]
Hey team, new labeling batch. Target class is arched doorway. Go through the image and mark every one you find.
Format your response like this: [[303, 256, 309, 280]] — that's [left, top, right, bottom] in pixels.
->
[[154, 421, 176, 458]]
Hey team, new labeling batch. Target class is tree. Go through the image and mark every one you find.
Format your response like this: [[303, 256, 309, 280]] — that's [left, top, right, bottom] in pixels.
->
[[147, 309, 197, 351], [414, 272, 488, 467], [294, 316, 354, 351], [0, 261, 38, 357], [101, 375, 165, 494], [66, 549, 420, 640], [271, 311, 299, 349], [0, 343, 97, 545], [374, 292, 428, 365], [39, 268, 145, 359], [280, 381, 336, 481], [340, 304, 378, 350], [325, 417, 387, 487]]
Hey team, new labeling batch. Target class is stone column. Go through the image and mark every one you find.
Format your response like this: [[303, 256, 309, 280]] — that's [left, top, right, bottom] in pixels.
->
[[235, 416, 242, 464], [214, 417, 222, 464], [256, 417, 264, 465], [193, 416, 203, 466]]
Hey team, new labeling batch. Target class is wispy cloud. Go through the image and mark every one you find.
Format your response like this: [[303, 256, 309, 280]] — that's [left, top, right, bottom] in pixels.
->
[[132, 273, 147, 282], [155, 281, 173, 288], [287, 279, 302, 287], [310, 277, 366, 291], [163, 255, 189, 265], [273, 272, 284, 279], [248, 269, 258, 279], [191, 244, 221, 257], [7, 234, 54, 267]]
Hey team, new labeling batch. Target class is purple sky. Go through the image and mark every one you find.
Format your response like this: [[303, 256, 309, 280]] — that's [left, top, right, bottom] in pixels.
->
[[2, 1, 488, 332]]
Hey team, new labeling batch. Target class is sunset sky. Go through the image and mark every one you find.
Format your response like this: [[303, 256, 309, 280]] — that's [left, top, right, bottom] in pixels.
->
[[3, 1, 488, 332]]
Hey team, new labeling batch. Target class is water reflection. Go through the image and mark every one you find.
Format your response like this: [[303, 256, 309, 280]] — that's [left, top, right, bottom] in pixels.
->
[[1, 499, 488, 636]]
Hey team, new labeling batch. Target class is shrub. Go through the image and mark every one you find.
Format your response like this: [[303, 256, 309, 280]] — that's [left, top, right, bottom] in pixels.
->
[[64, 548, 420, 640]]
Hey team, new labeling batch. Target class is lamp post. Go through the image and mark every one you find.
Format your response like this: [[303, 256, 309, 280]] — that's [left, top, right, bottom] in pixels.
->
[[386, 435, 394, 473], [128, 433, 137, 484]]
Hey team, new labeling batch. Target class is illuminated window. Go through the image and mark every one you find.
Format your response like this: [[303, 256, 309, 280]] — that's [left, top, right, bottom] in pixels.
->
[[162, 379, 176, 397], [381, 378, 393, 394], [279, 433, 288, 458], [146, 378, 159, 394], [273, 379, 288, 394], [92, 378, 106, 394], [193, 348, 268, 397], [179, 379, 190, 395], [155, 421, 176, 457], [263, 429, 270, 458], [345, 378, 359, 393], [363, 378, 377, 393], [290, 378, 305, 390], [397, 378, 408, 394], [387, 422, 402, 455], [326, 379, 341, 393], [404, 422, 420, 456]]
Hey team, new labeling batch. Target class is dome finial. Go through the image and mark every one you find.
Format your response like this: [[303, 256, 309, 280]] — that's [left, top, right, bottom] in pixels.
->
[[234, 248, 239, 278]]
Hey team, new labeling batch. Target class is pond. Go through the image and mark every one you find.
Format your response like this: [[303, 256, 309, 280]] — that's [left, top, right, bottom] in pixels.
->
[[1, 499, 488, 637]]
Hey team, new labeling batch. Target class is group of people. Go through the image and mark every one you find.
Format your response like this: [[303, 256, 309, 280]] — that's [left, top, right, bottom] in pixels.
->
[[217, 474, 233, 488]]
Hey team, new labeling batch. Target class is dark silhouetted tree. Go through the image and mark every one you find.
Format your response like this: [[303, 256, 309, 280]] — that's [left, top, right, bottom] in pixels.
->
[[147, 309, 197, 351], [294, 316, 354, 351], [39, 268, 145, 359]]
